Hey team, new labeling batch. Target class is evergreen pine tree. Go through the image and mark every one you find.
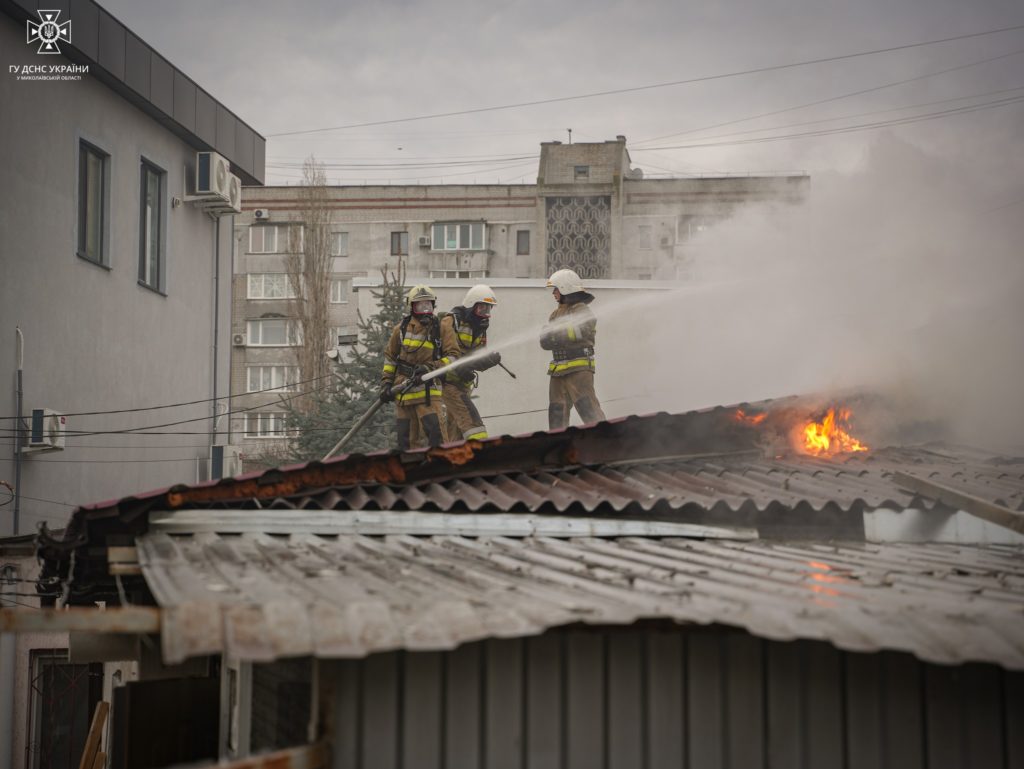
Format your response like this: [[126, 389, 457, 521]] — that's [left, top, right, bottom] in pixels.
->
[[285, 260, 407, 459]]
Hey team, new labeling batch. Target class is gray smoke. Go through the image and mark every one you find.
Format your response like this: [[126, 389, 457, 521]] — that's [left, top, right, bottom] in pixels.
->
[[595, 132, 1024, 451]]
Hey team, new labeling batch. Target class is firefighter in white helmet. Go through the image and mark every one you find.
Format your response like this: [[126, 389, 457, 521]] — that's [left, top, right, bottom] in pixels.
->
[[380, 285, 460, 449], [539, 268, 607, 429], [441, 285, 501, 441]]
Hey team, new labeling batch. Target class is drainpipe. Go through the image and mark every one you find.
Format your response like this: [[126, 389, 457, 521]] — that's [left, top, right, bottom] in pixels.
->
[[0, 563, 15, 769], [13, 327, 23, 536], [211, 216, 222, 480]]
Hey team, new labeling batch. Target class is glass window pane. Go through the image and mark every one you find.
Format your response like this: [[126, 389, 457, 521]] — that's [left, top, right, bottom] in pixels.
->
[[432, 225, 443, 249], [446, 225, 457, 250], [470, 224, 483, 250], [459, 224, 470, 249]]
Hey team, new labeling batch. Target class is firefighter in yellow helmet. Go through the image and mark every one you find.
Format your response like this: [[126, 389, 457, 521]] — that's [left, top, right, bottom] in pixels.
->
[[441, 285, 501, 441], [539, 269, 607, 429], [380, 285, 460, 450]]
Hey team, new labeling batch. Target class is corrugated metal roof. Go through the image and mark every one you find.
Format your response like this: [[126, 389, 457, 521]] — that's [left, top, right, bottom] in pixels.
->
[[137, 530, 1024, 670], [249, 446, 1024, 516]]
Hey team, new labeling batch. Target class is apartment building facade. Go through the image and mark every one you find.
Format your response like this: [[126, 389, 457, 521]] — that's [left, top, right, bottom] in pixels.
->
[[232, 138, 807, 455]]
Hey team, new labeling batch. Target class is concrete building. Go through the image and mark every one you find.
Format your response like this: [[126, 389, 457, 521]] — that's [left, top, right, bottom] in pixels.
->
[[0, 2, 263, 766], [233, 139, 807, 457]]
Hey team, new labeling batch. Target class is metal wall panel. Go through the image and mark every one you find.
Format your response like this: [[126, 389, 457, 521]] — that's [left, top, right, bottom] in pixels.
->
[[123, 31, 149, 98], [325, 624, 1024, 769], [195, 88, 217, 146], [96, 9, 124, 80], [216, 104, 236, 159], [172, 71, 196, 133], [150, 53, 174, 115], [70, 0, 98, 60]]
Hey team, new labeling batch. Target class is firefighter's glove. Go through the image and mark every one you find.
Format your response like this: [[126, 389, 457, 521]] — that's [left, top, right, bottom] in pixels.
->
[[475, 351, 501, 372], [411, 365, 429, 385], [379, 384, 395, 403], [539, 328, 556, 350]]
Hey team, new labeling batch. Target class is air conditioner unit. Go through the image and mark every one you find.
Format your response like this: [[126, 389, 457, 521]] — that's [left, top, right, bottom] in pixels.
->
[[253, 208, 271, 220], [196, 151, 232, 201], [232, 333, 246, 347], [226, 173, 242, 213], [418, 236, 431, 247], [27, 408, 65, 452]]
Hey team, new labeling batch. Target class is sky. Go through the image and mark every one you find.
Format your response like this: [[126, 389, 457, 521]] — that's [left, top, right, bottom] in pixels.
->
[[98, 0, 1024, 188]]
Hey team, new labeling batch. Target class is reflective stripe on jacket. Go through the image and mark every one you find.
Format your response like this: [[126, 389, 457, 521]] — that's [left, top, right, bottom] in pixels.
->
[[441, 312, 487, 390], [542, 301, 597, 377], [382, 314, 461, 398]]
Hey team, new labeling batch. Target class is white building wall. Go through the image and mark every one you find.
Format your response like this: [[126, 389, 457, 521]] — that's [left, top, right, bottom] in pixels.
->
[[0, 18, 233, 534]]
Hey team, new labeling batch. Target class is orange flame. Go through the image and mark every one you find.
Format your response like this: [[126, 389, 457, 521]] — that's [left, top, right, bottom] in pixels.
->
[[798, 407, 868, 457], [733, 409, 767, 425]]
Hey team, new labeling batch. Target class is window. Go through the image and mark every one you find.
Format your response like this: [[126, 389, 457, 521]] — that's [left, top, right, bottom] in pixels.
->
[[431, 222, 485, 251], [247, 273, 295, 299], [330, 279, 349, 304], [678, 215, 721, 241], [574, 165, 590, 180], [244, 412, 291, 438], [246, 318, 299, 346], [331, 231, 349, 257], [77, 141, 108, 265], [250, 226, 277, 254], [516, 230, 530, 255], [249, 225, 302, 254], [247, 366, 299, 393], [27, 650, 102, 769], [638, 224, 653, 250], [390, 231, 409, 256], [138, 160, 165, 290]]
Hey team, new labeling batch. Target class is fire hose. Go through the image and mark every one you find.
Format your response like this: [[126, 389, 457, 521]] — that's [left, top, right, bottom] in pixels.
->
[[322, 357, 516, 461]]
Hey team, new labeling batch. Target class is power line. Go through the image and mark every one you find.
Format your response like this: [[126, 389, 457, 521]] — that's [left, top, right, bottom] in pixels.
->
[[638, 94, 1024, 151], [632, 47, 1024, 146], [635, 85, 1024, 146], [265, 23, 1024, 138], [0, 373, 334, 422]]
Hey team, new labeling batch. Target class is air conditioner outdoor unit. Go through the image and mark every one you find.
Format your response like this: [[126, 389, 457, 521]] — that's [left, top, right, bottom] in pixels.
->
[[232, 333, 246, 347], [196, 151, 232, 200], [27, 408, 65, 452], [253, 208, 271, 220], [418, 236, 431, 247]]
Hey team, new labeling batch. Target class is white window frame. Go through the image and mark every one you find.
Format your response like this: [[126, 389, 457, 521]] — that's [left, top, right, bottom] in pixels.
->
[[246, 318, 299, 346], [249, 225, 278, 254], [431, 222, 486, 251], [244, 412, 291, 439], [330, 279, 349, 304], [247, 273, 296, 300], [247, 365, 300, 393], [330, 231, 349, 257]]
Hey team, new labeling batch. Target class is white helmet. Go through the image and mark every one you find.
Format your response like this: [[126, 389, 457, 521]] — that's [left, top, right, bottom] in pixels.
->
[[461, 284, 498, 309], [546, 268, 585, 294]]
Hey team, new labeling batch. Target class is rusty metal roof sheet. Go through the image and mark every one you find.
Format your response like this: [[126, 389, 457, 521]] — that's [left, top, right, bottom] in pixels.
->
[[137, 529, 1024, 670]]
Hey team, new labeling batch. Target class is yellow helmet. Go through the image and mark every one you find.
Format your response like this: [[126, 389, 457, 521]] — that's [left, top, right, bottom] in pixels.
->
[[406, 284, 437, 315]]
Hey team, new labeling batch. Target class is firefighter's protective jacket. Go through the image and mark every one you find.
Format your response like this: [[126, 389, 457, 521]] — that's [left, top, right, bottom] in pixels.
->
[[441, 308, 488, 391], [540, 300, 597, 376], [382, 314, 461, 404]]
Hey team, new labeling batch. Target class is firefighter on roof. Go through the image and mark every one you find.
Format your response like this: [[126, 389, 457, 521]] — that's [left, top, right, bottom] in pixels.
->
[[441, 285, 501, 441], [540, 268, 607, 429], [380, 285, 460, 449]]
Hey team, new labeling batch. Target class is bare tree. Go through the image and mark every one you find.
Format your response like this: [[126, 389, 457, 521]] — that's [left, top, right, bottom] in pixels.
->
[[286, 156, 332, 411]]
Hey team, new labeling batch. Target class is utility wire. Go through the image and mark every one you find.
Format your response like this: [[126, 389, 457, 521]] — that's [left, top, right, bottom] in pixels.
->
[[634, 85, 1024, 146], [0, 373, 334, 422], [639, 94, 1024, 151], [632, 47, 1024, 146], [265, 23, 1024, 138]]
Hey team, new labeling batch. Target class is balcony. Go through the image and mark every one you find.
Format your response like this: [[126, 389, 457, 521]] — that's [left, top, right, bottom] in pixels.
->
[[428, 250, 490, 278]]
